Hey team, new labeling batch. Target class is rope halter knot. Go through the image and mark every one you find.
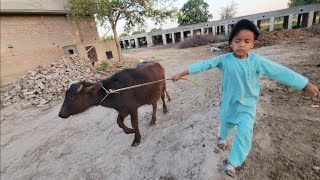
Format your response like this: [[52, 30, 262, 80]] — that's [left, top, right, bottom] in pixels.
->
[[99, 86, 119, 104]]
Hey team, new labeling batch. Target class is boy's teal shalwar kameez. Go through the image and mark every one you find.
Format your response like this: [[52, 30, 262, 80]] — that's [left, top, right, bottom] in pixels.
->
[[187, 53, 308, 167]]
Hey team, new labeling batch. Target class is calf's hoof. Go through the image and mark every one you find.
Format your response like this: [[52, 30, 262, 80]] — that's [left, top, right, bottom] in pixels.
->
[[131, 139, 140, 147], [163, 108, 168, 114], [150, 122, 156, 126]]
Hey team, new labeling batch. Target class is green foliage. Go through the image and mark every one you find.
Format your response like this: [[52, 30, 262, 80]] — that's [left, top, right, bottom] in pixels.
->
[[150, 28, 163, 32], [288, 0, 320, 7], [67, 0, 177, 62], [178, 0, 213, 26], [102, 35, 114, 41], [67, 0, 177, 30], [96, 60, 109, 72], [67, 0, 97, 22], [219, 1, 237, 20], [120, 32, 129, 37], [132, 29, 146, 35], [213, 35, 228, 43]]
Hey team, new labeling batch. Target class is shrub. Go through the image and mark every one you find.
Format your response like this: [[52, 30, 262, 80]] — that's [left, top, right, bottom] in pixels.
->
[[177, 34, 229, 49], [212, 35, 228, 43], [96, 60, 109, 72], [177, 35, 214, 49]]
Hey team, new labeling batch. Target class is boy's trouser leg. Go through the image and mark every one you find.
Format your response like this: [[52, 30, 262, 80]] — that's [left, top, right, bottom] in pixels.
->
[[220, 122, 236, 140], [228, 120, 253, 167]]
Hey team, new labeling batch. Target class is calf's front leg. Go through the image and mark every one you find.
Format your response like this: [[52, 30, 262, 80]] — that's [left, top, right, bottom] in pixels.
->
[[117, 112, 135, 134]]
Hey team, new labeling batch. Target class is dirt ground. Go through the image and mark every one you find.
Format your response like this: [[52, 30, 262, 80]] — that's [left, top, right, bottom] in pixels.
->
[[1, 36, 320, 179]]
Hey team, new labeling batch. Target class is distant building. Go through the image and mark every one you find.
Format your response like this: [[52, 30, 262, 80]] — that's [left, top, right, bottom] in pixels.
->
[[0, 0, 118, 86], [120, 3, 320, 48]]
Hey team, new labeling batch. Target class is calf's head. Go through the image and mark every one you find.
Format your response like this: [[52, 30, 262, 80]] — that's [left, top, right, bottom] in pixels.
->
[[58, 81, 102, 118]]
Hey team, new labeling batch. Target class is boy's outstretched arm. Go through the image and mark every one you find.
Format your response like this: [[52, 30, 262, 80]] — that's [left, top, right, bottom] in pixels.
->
[[171, 70, 189, 82], [171, 55, 223, 82], [304, 82, 320, 98]]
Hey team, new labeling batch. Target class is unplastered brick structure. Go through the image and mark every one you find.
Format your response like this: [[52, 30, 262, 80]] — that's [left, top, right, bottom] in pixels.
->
[[0, 0, 119, 86]]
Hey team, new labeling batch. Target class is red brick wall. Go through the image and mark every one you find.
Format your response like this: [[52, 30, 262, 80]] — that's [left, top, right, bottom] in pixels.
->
[[0, 14, 100, 86]]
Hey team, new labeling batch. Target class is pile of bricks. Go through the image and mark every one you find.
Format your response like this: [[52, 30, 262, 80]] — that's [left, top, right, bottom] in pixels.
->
[[0, 54, 112, 109]]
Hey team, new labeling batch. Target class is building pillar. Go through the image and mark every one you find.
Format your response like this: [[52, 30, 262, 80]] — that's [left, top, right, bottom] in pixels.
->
[[288, 14, 294, 29], [307, 11, 314, 27], [162, 34, 167, 45], [254, 20, 258, 27], [127, 40, 132, 48], [224, 24, 229, 36], [212, 26, 216, 35], [201, 28, 204, 35], [172, 32, 176, 44], [134, 38, 139, 48], [269, 17, 275, 32], [122, 40, 126, 48], [190, 29, 193, 37], [146, 35, 154, 47], [181, 31, 184, 41]]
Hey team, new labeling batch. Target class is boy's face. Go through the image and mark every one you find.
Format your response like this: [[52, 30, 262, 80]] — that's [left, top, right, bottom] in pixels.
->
[[230, 29, 255, 59]]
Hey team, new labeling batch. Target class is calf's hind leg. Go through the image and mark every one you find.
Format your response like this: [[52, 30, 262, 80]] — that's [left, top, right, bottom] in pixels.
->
[[161, 93, 168, 114], [130, 110, 141, 147], [150, 102, 157, 126]]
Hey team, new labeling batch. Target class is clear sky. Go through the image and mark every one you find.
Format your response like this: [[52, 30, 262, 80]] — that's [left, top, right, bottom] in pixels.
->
[[98, 0, 289, 37]]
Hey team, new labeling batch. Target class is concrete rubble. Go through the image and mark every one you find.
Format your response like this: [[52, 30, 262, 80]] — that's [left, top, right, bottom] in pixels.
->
[[0, 54, 113, 109]]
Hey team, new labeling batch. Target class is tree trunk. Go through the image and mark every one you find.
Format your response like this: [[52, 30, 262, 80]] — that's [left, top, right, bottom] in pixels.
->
[[111, 25, 124, 63]]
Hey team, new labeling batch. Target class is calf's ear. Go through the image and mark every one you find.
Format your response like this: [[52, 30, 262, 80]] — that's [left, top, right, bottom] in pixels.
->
[[81, 80, 95, 87], [85, 82, 102, 95]]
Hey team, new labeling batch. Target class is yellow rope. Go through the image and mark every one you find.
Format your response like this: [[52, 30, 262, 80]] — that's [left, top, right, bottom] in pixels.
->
[[180, 77, 212, 97], [105, 77, 212, 97], [109, 79, 170, 93]]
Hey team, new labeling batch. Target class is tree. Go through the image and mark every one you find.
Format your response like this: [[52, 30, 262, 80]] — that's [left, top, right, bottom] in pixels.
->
[[67, 0, 177, 63], [178, 0, 212, 26], [120, 32, 129, 37], [288, 0, 319, 7], [102, 35, 114, 41], [219, 1, 237, 20], [132, 29, 146, 35], [150, 27, 163, 32]]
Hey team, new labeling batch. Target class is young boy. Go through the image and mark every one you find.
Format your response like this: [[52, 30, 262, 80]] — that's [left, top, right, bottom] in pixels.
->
[[171, 19, 320, 177]]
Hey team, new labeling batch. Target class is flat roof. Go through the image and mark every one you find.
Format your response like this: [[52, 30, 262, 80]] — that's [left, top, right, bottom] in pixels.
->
[[0, 0, 68, 15]]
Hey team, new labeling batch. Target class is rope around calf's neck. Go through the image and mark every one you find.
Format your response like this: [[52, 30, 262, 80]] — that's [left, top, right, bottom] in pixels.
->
[[99, 77, 212, 104]]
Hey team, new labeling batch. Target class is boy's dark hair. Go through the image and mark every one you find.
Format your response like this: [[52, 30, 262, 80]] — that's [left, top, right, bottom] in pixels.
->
[[228, 19, 260, 44]]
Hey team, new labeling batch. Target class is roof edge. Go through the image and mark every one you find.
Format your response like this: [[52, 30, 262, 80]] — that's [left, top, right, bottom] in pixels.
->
[[0, 9, 68, 15]]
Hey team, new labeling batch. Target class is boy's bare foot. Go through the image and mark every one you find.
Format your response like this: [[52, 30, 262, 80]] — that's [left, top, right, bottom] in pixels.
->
[[236, 161, 248, 171], [223, 160, 236, 177], [218, 138, 228, 150]]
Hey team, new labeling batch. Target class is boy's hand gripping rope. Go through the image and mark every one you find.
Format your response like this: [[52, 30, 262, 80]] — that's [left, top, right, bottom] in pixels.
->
[[99, 77, 212, 104]]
